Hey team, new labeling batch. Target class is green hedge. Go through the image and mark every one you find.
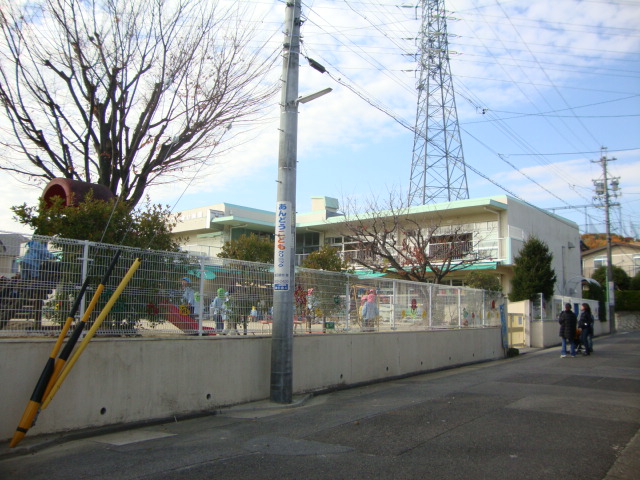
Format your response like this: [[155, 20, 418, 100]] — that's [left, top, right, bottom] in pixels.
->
[[616, 291, 640, 311]]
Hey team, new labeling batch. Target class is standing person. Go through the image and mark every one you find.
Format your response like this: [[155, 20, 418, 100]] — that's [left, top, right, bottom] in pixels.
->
[[358, 294, 367, 326], [20, 239, 54, 280], [180, 277, 196, 315], [362, 290, 378, 332], [210, 288, 227, 332], [558, 303, 578, 358], [578, 303, 595, 355]]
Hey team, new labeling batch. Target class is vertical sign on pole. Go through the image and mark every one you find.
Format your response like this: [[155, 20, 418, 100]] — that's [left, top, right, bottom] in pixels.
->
[[274, 202, 293, 292]]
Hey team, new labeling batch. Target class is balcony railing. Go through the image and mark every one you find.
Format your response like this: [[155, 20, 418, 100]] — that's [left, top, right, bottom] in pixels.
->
[[427, 241, 474, 260], [295, 238, 507, 268]]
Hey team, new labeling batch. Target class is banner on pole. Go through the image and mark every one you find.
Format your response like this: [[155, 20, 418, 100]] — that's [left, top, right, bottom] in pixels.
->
[[274, 201, 293, 291]]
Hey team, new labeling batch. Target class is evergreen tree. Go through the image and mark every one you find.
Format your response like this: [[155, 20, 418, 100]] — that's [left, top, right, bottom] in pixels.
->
[[463, 271, 502, 292], [11, 195, 181, 251], [301, 246, 351, 272], [509, 236, 557, 302], [218, 234, 274, 264]]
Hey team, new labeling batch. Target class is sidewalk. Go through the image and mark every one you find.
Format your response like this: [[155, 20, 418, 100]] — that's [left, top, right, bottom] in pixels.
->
[[1, 331, 639, 479]]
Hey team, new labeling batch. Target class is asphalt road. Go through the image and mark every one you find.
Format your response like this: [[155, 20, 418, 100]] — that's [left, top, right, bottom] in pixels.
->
[[2, 331, 639, 480]]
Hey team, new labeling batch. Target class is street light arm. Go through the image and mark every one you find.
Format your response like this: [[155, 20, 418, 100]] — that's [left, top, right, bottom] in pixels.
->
[[297, 88, 332, 104]]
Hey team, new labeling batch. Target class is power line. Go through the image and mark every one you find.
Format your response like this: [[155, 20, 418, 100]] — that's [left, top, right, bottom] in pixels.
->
[[295, 1, 637, 228]]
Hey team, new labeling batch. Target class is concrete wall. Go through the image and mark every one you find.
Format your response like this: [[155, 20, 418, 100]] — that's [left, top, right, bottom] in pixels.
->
[[616, 311, 640, 331], [529, 319, 611, 348], [508, 297, 602, 348], [1, 328, 502, 441], [529, 320, 566, 348]]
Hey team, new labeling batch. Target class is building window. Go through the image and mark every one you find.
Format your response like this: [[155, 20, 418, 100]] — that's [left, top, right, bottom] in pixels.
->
[[593, 257, 607, 270], [296, 232, 320, 254], [634, 255, 640, 276]]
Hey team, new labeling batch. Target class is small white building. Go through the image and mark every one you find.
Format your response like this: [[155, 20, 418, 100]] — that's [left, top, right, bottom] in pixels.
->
[[0, 233, 29, 276], [172, 195, 581, 297]]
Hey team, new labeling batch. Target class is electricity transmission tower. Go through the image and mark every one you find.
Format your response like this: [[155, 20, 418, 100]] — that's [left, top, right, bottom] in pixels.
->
[[408, 0, 468, 206]]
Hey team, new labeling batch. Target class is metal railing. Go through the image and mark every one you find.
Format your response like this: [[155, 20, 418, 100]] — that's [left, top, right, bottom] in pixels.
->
[[0, 231, 505, 337]]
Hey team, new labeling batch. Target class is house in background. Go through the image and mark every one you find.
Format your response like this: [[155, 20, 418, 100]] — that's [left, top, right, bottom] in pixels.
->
[[172, 195, 581, 297], [0, 233, 29, 276], [581, 242, 640, 279]]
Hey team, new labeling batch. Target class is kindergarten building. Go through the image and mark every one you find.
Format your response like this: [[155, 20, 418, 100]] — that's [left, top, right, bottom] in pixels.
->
[[172, 195, 582, 297]]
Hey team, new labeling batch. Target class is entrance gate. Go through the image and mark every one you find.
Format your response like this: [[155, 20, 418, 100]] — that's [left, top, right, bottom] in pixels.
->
[[507, 313, 525, 347]]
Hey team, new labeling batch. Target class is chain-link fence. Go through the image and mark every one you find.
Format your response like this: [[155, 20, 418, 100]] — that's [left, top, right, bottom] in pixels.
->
[[0, 231, 504, 336], [349, 277, 504, 331]]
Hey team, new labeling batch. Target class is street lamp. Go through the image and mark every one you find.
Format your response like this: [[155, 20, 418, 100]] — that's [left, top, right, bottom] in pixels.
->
[[297, 88, 332, 104]]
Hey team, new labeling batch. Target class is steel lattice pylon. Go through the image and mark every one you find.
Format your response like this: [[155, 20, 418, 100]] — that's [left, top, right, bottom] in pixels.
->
[[408, 0, 468, 206]]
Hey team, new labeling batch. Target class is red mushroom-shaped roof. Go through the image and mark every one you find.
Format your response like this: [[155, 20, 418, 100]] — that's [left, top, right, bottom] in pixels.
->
[[42, 178, 115, 208]]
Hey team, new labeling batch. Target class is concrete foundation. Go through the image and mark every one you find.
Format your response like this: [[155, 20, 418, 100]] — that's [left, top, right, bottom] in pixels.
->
[[1, 328, 503, 441]]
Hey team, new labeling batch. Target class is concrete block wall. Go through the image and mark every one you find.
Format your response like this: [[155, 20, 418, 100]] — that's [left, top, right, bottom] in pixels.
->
[[616, 312, 640, 331], [1, 328, 503, 441], [529, 319, 611, 348]]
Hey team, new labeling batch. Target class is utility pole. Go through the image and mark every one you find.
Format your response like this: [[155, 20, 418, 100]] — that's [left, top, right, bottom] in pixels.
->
[[592, 147, 619, 333], [271, 0, 301, 404]]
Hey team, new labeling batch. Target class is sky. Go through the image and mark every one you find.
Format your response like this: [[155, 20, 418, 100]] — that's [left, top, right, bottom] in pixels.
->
[[1, 0, 639, 238]]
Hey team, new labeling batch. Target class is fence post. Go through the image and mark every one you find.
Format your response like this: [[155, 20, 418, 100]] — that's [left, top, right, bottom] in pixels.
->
[[344, 277, 350, 331], [482, 290, 486, 327], [458, 288, 462, 328], [198, 255, 205, 336], [391, 279, 397, 330], [79, 240, 90, 322], [428, 284, 433, 328]]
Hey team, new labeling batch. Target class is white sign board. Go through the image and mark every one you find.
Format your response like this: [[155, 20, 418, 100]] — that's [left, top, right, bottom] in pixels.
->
[[274, 201, 293, 291]]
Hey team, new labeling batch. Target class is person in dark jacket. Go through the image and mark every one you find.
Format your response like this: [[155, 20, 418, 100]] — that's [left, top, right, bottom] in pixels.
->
[[558, 303, 578, 357], [578, 303, 595, 355]]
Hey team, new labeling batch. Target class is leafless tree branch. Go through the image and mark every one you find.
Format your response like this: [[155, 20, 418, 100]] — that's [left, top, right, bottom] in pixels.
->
[[339, 190, 494, 283], [0, 0, 279, 207]]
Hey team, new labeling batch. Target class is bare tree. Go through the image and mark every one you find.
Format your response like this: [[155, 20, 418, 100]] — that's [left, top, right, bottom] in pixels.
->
[[0, 0, 279, 207], [340, 191, 494, 284]]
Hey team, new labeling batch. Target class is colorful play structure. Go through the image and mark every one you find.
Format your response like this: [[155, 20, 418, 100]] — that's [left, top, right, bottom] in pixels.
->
[[160, 302, 216, 334]]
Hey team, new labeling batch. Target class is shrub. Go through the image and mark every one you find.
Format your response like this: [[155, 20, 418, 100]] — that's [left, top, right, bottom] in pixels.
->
[[616, 291, 640, 311], [592, 265, 631, 291]]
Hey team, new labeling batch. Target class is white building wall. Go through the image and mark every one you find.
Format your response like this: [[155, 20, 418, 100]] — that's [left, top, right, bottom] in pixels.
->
[[501, 197, 581, 296]]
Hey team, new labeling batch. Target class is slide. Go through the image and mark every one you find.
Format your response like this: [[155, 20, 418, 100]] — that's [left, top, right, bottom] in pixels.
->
[[160, 303, 216, 335]]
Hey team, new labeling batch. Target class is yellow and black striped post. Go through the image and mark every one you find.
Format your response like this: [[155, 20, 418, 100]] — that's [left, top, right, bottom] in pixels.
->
[[41, 257, 141, 410], [9, 277, 90, 448], [9, 251, 121, 448]]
